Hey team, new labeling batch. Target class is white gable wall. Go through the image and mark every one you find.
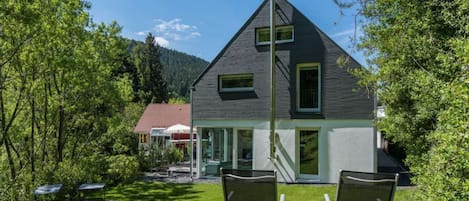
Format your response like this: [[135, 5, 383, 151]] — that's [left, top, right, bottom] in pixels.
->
[[195, 119, 375, 183]]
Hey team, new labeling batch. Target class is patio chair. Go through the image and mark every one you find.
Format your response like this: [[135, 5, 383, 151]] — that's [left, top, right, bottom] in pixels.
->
[[33, 184, 63, 201], [221, 168, 285, 201], [324, 170, 399, 201], [78, 183, 106, 200]]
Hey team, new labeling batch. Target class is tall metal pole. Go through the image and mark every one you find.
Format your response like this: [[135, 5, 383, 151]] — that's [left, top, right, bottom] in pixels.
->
[[189, 87, 194, 180], [269, 0, 276, 159]]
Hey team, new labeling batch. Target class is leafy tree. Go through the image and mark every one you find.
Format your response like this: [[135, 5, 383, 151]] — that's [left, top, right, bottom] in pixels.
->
[[336, 0, 469, 200], [0, 0, 141, 199]]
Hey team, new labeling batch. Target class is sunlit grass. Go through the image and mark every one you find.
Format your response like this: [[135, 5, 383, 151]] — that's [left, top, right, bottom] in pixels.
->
[[105, 181, 414, 201]]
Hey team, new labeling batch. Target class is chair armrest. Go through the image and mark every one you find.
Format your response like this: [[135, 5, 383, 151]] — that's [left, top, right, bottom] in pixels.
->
[[324, 194, 331, 201], [280, 193, 285, 201]]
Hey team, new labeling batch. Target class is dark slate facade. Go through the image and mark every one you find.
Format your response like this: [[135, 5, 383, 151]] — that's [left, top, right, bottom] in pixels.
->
[[192, 0, 374, 120]]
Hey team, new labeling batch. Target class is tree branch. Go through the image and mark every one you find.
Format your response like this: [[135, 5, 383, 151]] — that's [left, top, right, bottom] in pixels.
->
[[0, 35, 34, 68]]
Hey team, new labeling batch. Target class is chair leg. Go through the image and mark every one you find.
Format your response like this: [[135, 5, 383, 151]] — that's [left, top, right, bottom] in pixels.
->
[[280, 194, 285, 201], [324, 194, 331, 201]]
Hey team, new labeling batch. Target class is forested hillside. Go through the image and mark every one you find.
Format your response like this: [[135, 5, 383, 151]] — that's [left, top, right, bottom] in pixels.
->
[[127, 40, 209, 99]]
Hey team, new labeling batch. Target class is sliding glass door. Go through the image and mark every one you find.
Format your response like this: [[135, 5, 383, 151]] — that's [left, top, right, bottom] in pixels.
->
[[200, 128, 253, 176]]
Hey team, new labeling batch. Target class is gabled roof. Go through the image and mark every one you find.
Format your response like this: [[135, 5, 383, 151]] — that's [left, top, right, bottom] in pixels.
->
[[134, 104, 190, 134], [191, 0, 363, 87]]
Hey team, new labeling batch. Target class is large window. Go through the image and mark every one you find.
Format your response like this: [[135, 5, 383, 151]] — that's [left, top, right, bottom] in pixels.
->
[[219, 73, 254, 92], [297, 63, 321, 112], [256, 25, 294, 45]]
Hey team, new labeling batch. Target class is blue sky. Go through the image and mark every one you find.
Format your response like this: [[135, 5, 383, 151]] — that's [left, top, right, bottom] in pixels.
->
[[88, 0, 364, 64]]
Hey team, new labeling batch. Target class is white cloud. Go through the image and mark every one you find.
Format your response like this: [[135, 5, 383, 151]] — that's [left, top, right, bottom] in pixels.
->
[[332, 28, 356, 38], [152, 18, 201, 41], [154, 18, 193, 32], [154, 36, 170, 47], [174, 23, 191, 32], [190, 32, 201, 37], [331, 27, 364, 50], [133, 18, 200, 48], [136, 31, 146, 36]]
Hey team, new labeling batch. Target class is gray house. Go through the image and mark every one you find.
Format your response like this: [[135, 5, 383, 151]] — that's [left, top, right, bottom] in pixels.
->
[[192, 0, 376, 183]]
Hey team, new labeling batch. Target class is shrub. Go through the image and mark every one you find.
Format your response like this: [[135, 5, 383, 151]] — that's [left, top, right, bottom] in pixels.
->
[[106, 155, 139, 185], [163, 146, 183, 165]]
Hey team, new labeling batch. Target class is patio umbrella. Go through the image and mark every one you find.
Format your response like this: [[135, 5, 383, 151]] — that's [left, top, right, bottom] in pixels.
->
[[163, 124, 190, 134]]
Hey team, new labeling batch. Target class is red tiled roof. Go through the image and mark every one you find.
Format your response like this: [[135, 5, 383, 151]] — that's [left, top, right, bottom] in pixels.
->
[[134, 104, 190, 134]]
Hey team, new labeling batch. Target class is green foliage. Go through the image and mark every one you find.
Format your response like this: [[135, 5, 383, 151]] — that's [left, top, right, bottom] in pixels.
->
[[342, 0, 469, 200], [137, 145, 184, 171], [106, 155, 139, 185], [411, 75, 469, 200], [50, 155, 106, 199], [137, 148, 152, 172], [165, 146, 184, 164], [0, 0, 142, 200], [168, 96, 188, 104]]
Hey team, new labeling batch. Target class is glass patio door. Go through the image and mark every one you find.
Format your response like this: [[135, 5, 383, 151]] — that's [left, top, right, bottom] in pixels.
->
[[200, 128, 253, 176], [299, 130, 319, 178]]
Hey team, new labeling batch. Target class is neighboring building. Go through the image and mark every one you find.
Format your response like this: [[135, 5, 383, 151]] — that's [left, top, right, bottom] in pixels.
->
[[376, 106, 386, 149], [191, 0, 375, 183], [134, 104, 192, 150]]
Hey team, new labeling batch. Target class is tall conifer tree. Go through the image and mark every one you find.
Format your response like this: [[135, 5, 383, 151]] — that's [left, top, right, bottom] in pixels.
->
[[135, 33, 168, 104]]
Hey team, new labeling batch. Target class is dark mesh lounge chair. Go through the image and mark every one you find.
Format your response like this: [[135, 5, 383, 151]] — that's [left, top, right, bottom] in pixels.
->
[[324, 170, 399, 201], [221, 168, 285, 201]]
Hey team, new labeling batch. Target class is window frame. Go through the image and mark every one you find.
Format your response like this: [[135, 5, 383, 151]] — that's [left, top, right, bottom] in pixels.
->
[[296, 63, 321, 113], [218, 73, 254, 93], [256, 25, 294, 45]]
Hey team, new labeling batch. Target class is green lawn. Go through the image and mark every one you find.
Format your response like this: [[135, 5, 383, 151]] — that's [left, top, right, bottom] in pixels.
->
[[105, 181, 414, 201]]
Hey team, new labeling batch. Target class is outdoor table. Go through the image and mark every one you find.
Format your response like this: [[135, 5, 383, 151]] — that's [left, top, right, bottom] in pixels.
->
[[33, 184, 63, 201], [78, 183, 105, 200]]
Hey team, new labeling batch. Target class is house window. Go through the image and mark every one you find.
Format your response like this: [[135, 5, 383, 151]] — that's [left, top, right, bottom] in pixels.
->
[[140, 134, 149, 144], [219, 73, 254, 92], [256, 25, 294, 45], [296, 63, 321, 112]]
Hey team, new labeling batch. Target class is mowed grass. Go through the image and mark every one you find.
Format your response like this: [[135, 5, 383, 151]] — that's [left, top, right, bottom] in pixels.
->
[[105, 181, 414, 201]]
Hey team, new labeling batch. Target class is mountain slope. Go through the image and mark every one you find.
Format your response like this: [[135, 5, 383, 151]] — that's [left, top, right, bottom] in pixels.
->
[[127, 39, 209, 98], [159, 48, 209, 97]]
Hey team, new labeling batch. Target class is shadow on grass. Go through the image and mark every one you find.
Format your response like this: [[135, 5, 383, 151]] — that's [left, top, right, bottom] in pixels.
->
[[106, 181, 202, 201]]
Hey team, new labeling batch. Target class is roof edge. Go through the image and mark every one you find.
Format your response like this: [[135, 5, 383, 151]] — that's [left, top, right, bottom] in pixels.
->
[[285, 0, 364, 67], [192, 0, 269, 87]]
